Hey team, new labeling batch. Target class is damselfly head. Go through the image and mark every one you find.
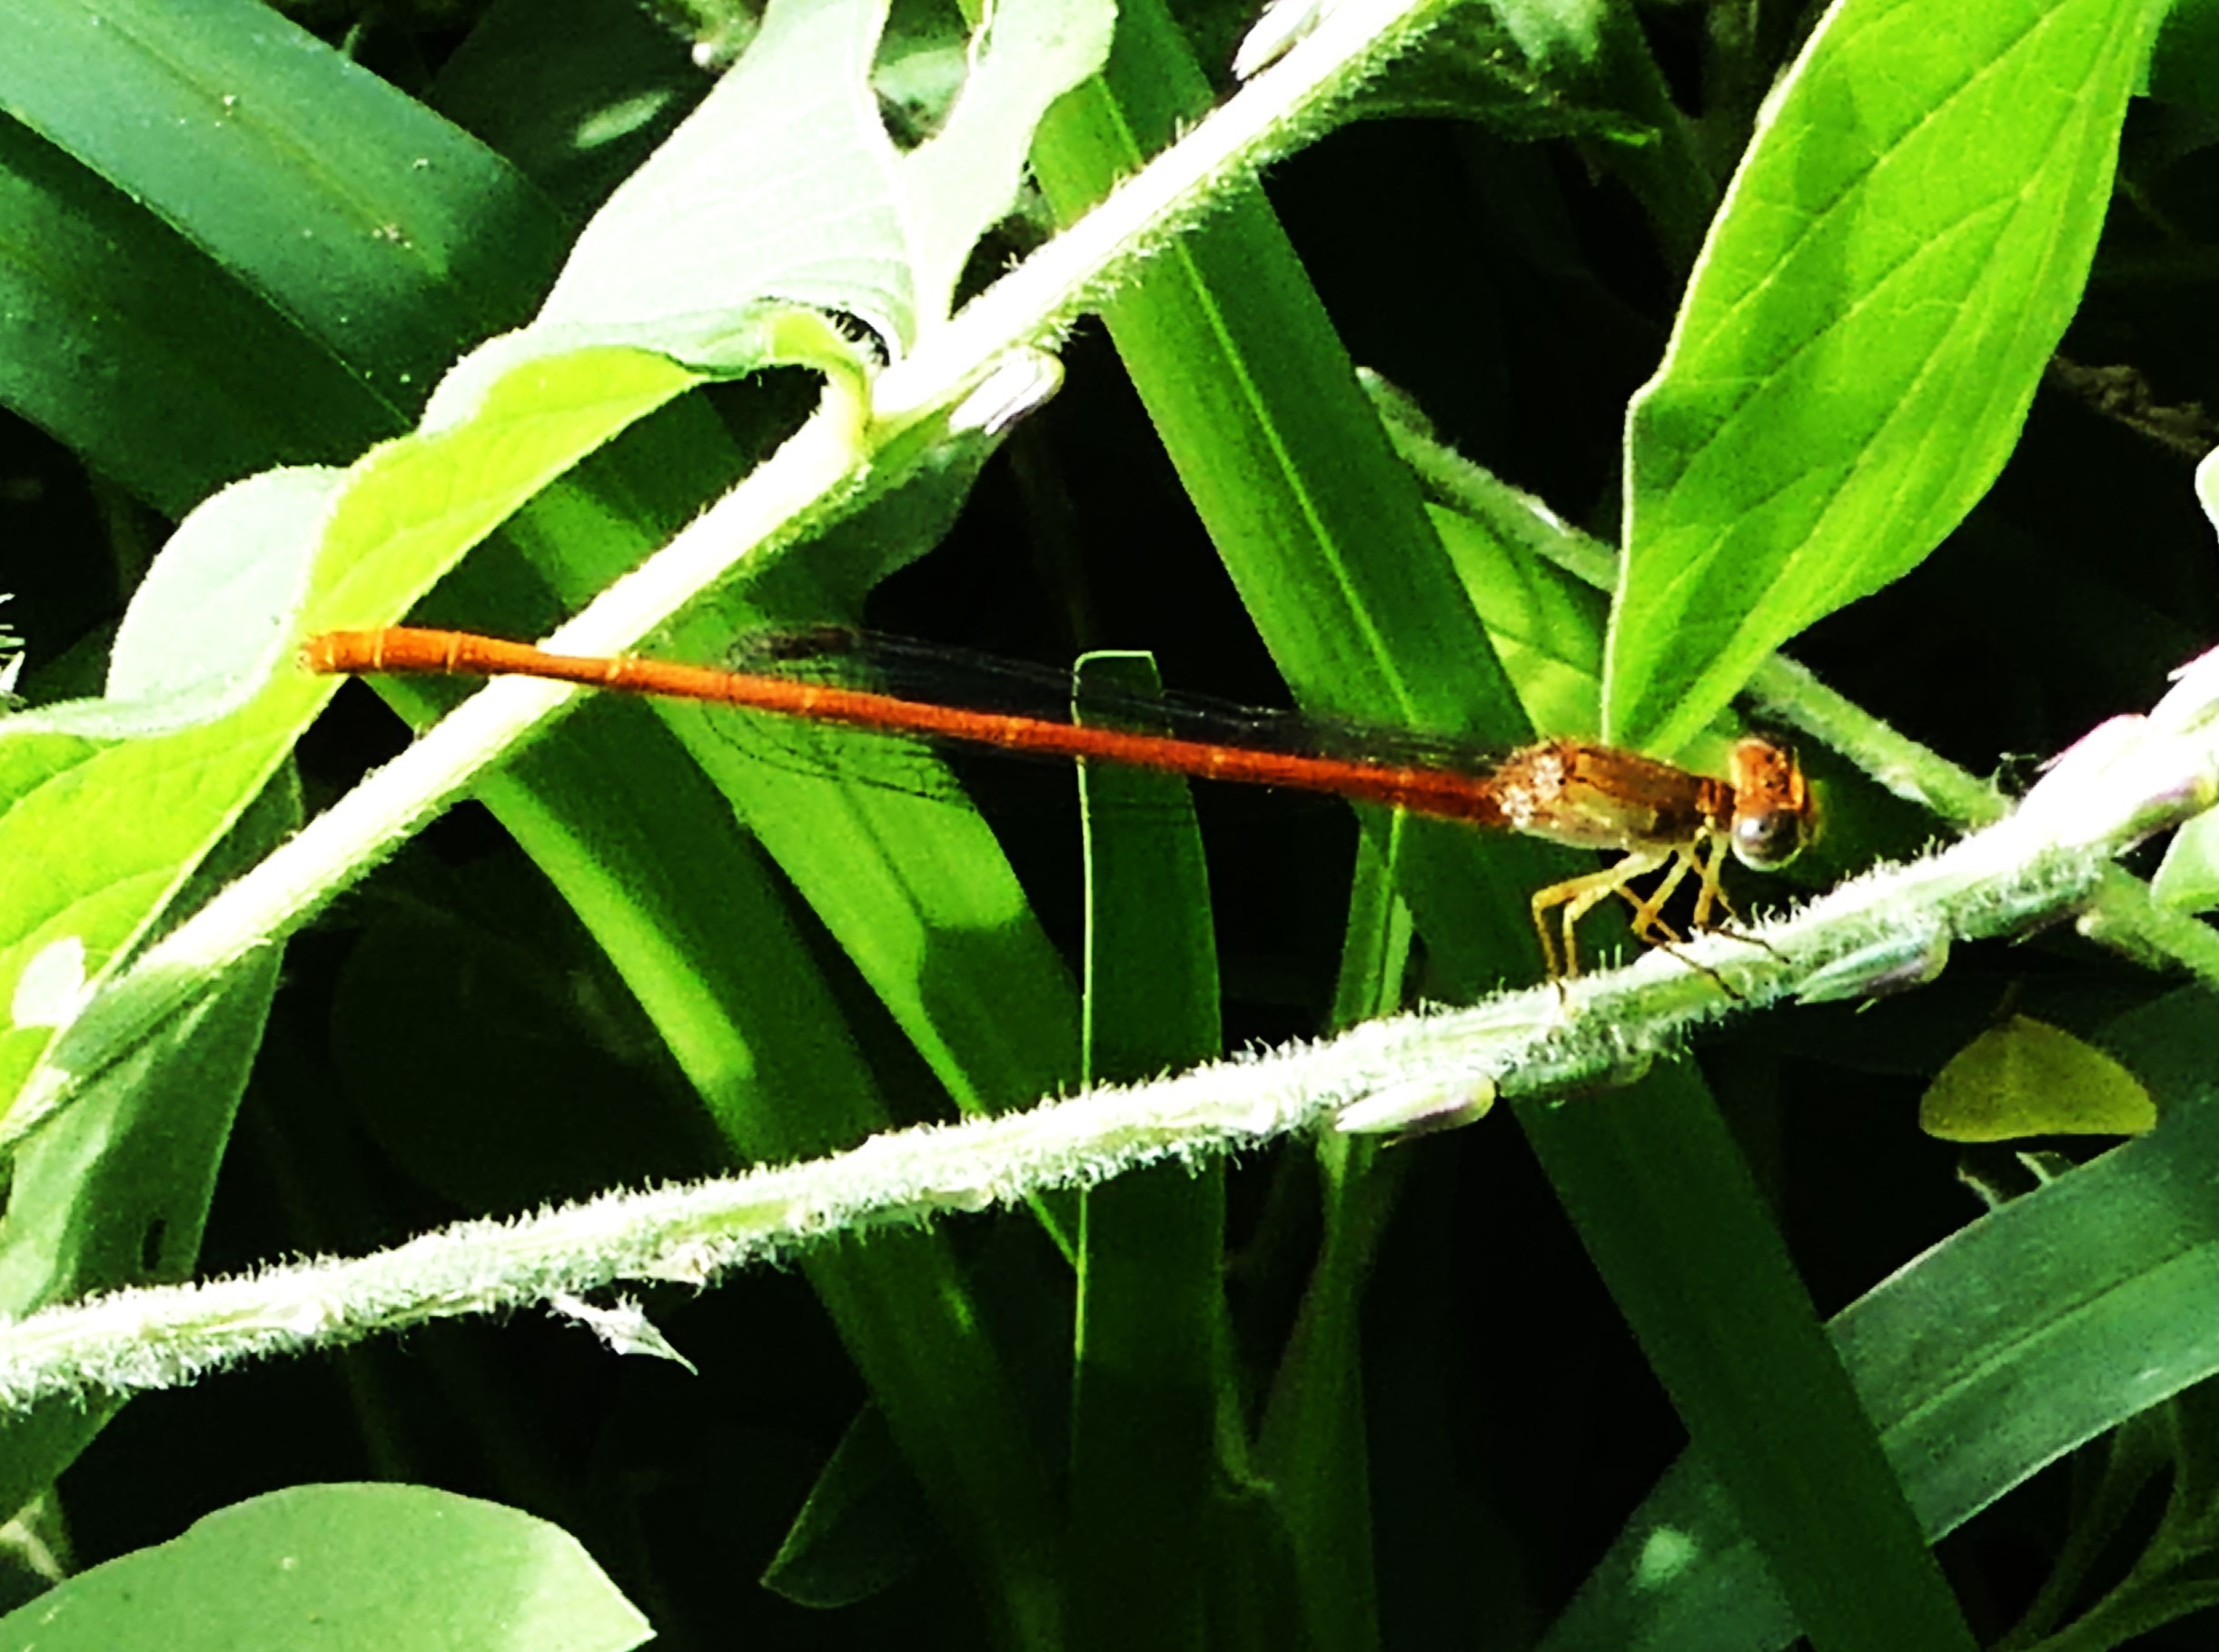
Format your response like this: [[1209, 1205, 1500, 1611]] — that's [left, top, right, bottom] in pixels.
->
[[1725, 736, 1816, 870]]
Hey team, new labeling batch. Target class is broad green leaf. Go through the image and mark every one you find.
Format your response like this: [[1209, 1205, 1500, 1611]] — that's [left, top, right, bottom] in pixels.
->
[[0, 771, 290, 1541], [535, 0, 1112, 357], [0, 117, 381, 513], [4, 5, 1111, 1639], [0, 1484, 649, 1651], [1544, 989, 2219, 1651], [0, 470, 332, 1111], [0, 0, 561, 386], [0, 0, 568, 510], [0, 350, 697, 1118], [7, 0, 1121, 1129], [1609, 0, 2156, 755]]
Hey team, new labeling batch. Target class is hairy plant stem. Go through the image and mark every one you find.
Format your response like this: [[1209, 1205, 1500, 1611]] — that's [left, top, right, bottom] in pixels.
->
[[9, 0, 1464, 1150], [4, 648, 2219, 1410]]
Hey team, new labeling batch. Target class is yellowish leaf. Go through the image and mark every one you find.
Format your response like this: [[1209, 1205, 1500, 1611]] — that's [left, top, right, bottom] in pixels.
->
[[1920, 1014, 2156, 1143]]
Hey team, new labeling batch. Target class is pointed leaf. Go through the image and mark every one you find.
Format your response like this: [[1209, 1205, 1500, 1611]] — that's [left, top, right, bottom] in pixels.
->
[[1609, 0, 2156, 753]]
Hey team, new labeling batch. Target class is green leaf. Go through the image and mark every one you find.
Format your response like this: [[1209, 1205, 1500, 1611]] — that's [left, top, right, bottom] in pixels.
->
[[428, 0, 705, 208], [0, 0, 567, 508], [2146, 0, 2219, 107], [0, 118, 381, 513], [759, 1406, 936, 1608], [1609, 0, 2158, 754], [1520, 1066, 1978, 1652], [1480, 0, 1715, 266], [9, 0, 1125, 1130], [0, 772, 291, 1545], [535, 0, 1113, 358], [0, 470, 335, 1112], [0, 0, 560, 378], [1431, 503, 1610, 737], [0, 349, 697, 1119], [1546, 988, 2219, 1650], [1, 10, 1108, 1634], [1066, 651, 1235, 1651], [0, 1484, 649, 1651], [2153, 806, 2219, 910], [1919, 1014, 2157, 1142]]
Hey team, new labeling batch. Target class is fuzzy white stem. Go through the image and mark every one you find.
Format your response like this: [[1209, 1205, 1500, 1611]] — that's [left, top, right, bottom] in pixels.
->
[[4, 657, 2217, 1411], [11, 0, 1456, 1145]]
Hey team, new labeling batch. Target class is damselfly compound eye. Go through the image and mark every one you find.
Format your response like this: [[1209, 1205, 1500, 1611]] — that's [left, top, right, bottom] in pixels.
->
[[1726, 737, 1814, 870]]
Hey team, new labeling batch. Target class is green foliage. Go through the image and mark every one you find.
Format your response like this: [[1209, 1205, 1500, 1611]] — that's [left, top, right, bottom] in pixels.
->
[[0, 1483, 651, 1649], [1612, 0, 2156, 755], [3, 0, 2219, 1647]]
